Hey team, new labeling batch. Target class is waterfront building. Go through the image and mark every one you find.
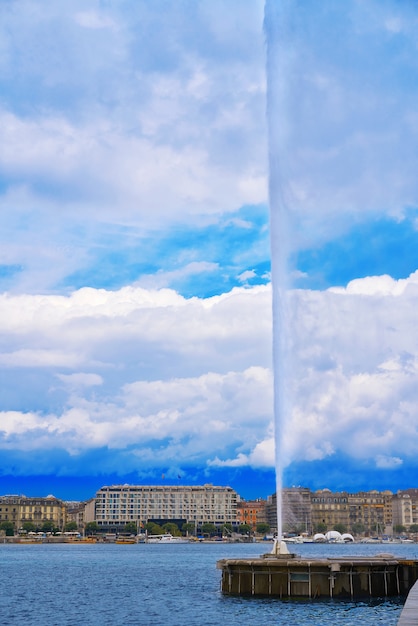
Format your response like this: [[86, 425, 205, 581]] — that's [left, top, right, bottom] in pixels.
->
[[311, 489, 350, 532], [264, 494, 276, 532], [282, 487, 312, 534], [310, 489, 393, 535], [348, 490, 393, 535], [265, 487, 312, 534], [66, 498, 95, 530], [392, 489, 418, 531], [84, 497, 96, 525], [0, 495, 66, 532], [94, 484, 238, 532], [236, 499, 266, 530]]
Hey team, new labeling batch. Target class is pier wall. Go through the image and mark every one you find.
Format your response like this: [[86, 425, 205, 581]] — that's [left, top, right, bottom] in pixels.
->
[[217, 556, 418, 599]]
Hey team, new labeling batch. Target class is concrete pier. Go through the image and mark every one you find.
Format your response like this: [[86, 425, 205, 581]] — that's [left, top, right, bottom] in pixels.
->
[[217, 553, 418, 599], [398, 580, 418, 625]]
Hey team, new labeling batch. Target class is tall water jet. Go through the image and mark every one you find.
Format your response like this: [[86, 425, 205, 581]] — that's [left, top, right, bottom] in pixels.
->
[[265, 0, 417, 541], [265, 0, 295, 545]]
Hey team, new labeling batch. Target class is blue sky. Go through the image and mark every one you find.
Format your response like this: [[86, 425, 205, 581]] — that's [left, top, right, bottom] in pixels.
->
[[1, 0, 418, 503]]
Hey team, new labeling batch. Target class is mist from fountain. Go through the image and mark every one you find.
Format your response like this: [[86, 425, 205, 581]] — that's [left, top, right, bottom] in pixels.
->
[[264, 0, 294, 547]]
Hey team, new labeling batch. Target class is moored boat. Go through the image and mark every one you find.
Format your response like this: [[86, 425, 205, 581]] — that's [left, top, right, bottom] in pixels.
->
[[146, 533, 189, 544]]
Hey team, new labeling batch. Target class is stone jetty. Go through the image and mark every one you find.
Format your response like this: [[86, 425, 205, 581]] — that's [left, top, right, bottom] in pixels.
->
[[217, 551, 418, 599]]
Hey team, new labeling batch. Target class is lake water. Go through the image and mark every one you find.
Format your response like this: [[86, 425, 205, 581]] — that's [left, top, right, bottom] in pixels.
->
[[0, 541, 416, 625]]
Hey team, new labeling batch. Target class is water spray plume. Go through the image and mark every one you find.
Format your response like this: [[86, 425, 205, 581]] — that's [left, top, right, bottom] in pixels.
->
[[265, 0, 295, 543]]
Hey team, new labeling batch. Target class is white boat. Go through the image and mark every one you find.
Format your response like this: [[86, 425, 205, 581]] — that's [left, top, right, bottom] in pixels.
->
[[146, 533, 190, 544], [283, 536, 304, 544]]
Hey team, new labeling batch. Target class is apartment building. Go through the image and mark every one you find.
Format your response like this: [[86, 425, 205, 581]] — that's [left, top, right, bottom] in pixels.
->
[[94, 484, 238, 531], [392, 489, 418, 530], [0, 495, 66, 532], [348, 490, 393, 535], [237, 499, 266, 529], [264, 488, 395, 536], [311, 489, 394, 535], [66, 498, 95, 529], [311, 489, 350, 531]]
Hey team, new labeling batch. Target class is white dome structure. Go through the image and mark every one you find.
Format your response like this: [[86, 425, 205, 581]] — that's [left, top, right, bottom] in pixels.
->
[[313, 533, 326, 542], [325, 530, 343, 542], [342, 533, 354, 542]]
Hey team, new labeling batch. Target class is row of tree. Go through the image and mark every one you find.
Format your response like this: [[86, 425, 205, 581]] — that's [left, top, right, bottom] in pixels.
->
[[83, 521, 272, 537], [0, 520, 272, 537], [0, 520, 80, 537], [6, 518, 417, 538], [311, 522, 418, 536]]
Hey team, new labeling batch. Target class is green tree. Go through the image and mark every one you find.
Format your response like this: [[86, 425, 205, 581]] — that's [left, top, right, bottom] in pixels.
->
[[123, 522, 138, 535], [333, 523, 347, 534], [41, 521, 57, 533], [201, 523, 217, 537], [238, 524, 252, 535], [221, 523, 233, 536], [85, 522, 99, 535], [256, 522, 270, 535], [145, 522, 164, 535], [409, 524, 418, 533], [162, 522, 180, 536], [21, 521, 37, 533], [182, 522, 195, 536], [314, 522, 327, 534], [351, 522, 365, 536], [394, 524, 407, 534], [0, 521, 15, 536], [65, 521, 78, 532]]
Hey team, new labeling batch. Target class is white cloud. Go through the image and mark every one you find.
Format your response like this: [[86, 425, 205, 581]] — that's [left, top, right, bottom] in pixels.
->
[[0, 285, 273, 468], [208, 453, 249, 468], [74, 11, 117, 30], [0, 274, 418, 476], [375, 455, 403, 469], [136, 262, 219, 291], [0, 349, 81, 368], [0, 0, 267, 293], [330, 272, 418, 296], [1, 0, 418, 487], [279, 275, 418, 467], [56, 373, 103, 388], [0, 109, 264, 224], [0, 366, 273, 458], [248, 437, 275, 467], [238, 270, 256, 282]]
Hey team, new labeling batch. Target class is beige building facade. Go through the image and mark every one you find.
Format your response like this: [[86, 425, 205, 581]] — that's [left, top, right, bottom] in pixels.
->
[[311, 490, 350, 531], [348, 490, 393, 535], [0, 495, 66, 532], [94, 484, 238, 531], [392, 489, 418, 530], [265, 488, 399, 536], [66, 498, 96, 530]]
